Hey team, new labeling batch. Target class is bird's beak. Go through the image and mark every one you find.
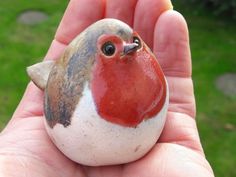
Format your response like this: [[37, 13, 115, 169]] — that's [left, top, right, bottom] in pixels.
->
[[123, 43, 139, 55]]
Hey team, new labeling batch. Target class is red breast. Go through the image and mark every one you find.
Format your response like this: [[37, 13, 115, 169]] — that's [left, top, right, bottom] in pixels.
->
[[91, 33, 166, 127]]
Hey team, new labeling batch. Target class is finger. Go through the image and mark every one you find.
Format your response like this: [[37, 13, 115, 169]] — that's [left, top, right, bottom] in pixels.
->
[[44, 39, 67, 60], [159, 79, 198, 151], [55, 0, 105, 45], [152, 11, 200, 151], [167, 77, 196, 117], [153, 10, 191, 77], [133, 0, 172, 48], [153, 10, 195, 117], [105, 0, 138, 26], [46, 0, 105, 60]]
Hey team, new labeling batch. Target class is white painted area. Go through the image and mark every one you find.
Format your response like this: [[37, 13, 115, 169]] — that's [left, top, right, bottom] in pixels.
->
[[45, 82, 169, 166]]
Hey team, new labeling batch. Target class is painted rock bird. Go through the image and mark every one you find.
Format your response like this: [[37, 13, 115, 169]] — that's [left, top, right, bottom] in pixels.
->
[[27, 19, 169, 166]]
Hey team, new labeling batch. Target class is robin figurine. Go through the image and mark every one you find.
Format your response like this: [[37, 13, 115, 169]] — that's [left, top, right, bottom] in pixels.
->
[[27, 18, 169, 166]]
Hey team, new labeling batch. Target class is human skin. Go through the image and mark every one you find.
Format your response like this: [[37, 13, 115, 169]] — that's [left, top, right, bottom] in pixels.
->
[[0, 0, 215, 176]]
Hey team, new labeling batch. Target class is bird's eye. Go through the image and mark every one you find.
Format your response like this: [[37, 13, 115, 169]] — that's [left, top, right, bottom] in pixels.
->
[[133, 36, 141, 49], [101, 42, 116, 56]]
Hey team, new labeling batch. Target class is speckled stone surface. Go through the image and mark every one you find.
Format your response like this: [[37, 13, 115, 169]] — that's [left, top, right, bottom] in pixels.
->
[[216, 73, 236, 97], [18, 10, 48, 25]]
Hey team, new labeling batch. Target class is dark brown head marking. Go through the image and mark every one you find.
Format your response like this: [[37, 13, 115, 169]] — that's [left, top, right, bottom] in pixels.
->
[[44, 19, 133, 128]]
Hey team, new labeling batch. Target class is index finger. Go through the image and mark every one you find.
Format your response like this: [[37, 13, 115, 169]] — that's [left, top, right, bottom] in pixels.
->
[[55, 0, 105, 45], [45, 0, 105, 60]]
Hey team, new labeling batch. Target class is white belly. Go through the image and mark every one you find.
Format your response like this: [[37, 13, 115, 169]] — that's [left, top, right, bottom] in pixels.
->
[[45, 82, 169, 166]]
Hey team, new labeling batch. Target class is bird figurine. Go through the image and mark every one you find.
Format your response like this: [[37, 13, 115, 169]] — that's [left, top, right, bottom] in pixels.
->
[[27, 18, 169, 166]]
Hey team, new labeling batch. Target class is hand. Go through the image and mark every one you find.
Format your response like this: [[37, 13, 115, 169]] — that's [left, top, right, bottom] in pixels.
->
[[0, 0, 214, 176]]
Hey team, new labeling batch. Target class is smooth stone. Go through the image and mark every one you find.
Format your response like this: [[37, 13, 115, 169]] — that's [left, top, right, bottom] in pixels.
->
[[224, 123, 235, 131], [18, 10, 48, 25], [215, 73, 236, 97]]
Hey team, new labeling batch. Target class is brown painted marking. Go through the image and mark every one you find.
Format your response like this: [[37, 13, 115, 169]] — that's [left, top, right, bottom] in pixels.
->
[[134, 145, 141, 152]]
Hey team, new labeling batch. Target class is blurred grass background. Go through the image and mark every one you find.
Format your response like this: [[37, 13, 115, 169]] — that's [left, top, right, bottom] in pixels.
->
[[0, 0, 235, 176], [0, 0, 68, 128]]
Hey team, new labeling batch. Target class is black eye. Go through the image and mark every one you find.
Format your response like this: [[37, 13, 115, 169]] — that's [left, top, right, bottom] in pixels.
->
[[133, 36, 141, 49], [101, 42, 116, 56]]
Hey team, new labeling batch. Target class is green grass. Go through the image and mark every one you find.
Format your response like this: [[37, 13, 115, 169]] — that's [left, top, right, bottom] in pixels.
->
[[0, 0, 68, 129], [0, 1, 236, 176], [174, 1, 236, 176]]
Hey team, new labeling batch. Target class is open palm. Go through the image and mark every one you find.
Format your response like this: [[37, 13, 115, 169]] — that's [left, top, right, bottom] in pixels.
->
[[0, 0, 214, 176]]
